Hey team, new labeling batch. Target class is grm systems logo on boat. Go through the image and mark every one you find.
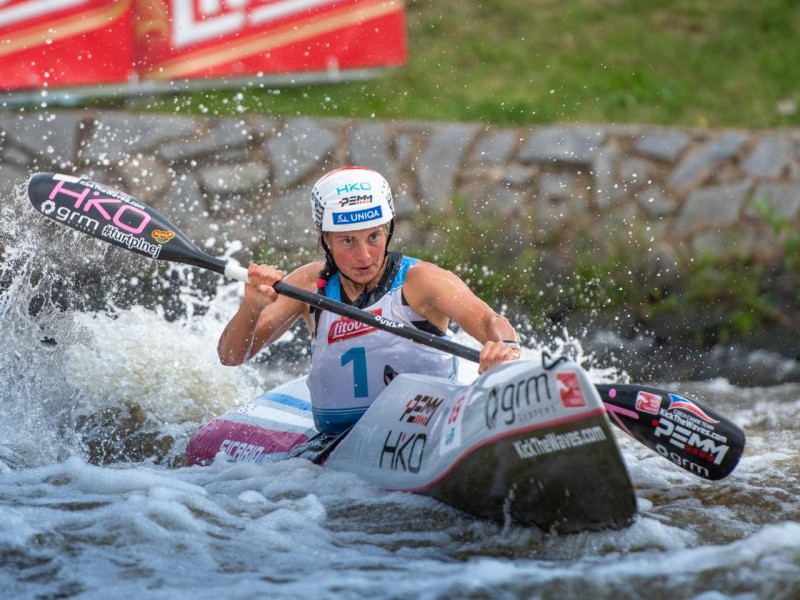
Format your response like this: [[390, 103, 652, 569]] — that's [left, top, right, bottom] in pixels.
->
[[485, 372, 559, 430], [332, 205, 383, 225]]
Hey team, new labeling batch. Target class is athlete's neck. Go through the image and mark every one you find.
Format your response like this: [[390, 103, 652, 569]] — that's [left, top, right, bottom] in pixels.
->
[[340, 260, 387, 301]]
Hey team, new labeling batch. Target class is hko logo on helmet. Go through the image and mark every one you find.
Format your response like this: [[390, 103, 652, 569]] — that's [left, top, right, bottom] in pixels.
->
[[336, 182, 372, 195]]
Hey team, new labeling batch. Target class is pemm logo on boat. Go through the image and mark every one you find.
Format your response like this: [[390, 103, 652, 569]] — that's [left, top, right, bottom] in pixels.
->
[[400, 394, 445, 427], [41, 175, 163, 259]]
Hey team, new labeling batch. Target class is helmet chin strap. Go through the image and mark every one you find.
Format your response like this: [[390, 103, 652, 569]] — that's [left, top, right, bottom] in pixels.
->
[[321, 221, 394, 293]]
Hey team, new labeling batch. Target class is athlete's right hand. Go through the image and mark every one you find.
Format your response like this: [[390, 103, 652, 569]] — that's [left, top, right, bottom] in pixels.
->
[[244, 263, 284, 308]]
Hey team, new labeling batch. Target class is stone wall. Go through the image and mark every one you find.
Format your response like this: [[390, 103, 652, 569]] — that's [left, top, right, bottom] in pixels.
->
[[2, 109, 800, 297], [3, 111, 799, 261]]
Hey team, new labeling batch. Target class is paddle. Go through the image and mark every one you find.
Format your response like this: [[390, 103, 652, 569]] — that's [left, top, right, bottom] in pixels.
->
[[28, 172, 745, 480]]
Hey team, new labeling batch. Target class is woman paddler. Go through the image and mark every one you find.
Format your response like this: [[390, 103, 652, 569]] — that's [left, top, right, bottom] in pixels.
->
[[218, 166, 521, 436]]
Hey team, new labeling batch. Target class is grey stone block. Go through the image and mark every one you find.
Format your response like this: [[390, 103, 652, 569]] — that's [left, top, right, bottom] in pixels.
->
[[265, 117, 337, 189], [520, 126, 605, 165], [743, 135, 796, 178], [676, 181, 752, 233], [747, 183, 800, 220], [416, 123, 480, 212], [635, 130, 691, 162], [668, 132, 748, 192]]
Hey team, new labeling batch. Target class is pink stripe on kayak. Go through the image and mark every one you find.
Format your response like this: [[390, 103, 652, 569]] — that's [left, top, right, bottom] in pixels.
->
[[185, 419, 310, 465]]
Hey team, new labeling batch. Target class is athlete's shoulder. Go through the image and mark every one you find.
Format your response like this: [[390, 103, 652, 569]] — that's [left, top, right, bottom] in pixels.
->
[[408, 258, 470, 296], [405, 259, 450, 280]]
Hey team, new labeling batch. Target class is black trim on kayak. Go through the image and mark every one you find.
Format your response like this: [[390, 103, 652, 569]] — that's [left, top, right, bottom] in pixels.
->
[[287, 426, 354, 465]]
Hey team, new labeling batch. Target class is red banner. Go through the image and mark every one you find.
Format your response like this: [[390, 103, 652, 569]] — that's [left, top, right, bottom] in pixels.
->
[[134, 0, 407, 81], [0, 0, 135, 90], [0, 0, 407, 92]]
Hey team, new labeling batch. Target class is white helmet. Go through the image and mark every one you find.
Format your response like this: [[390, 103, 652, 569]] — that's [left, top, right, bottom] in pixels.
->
[[311, 166, 395, 232]]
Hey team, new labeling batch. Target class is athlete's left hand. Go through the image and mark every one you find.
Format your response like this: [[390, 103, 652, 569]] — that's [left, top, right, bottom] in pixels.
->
[[478, 340, 521, 374]]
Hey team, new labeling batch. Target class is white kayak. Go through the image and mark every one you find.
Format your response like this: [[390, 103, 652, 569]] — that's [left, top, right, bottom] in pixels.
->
[[186, 358, 637, 533]]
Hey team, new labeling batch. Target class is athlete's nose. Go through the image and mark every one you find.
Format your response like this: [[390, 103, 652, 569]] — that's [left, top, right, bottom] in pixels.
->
[[353, 240, 371, 261]]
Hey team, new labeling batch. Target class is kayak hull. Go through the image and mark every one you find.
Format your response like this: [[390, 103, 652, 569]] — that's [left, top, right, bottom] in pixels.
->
[[416, 413, 636, 531], [186, 359, 637, 532]]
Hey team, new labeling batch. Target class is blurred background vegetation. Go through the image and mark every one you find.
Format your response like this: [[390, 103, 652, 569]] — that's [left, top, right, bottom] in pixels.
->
[[130, 0, 799, 128]]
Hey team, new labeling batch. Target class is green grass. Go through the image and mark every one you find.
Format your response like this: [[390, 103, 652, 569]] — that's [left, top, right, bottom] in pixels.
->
[[129, 0, 800, 128]]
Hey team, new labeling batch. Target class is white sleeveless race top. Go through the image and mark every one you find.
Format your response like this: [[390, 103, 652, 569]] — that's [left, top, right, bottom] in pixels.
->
[[307, 254, 458, 434]]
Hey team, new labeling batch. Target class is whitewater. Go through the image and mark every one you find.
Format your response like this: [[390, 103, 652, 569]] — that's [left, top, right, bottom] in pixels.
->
[[1, 182, 799, 600]]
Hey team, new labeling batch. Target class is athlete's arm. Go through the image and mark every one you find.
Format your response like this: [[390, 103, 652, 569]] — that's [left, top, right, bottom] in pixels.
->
[[217, 262, 320, 366], [402, 262, 520, 373]]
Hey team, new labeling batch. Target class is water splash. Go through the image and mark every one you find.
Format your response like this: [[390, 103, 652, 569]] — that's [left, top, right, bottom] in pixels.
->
[[0, 181, 85, 466], [0, 181, 274, 467]]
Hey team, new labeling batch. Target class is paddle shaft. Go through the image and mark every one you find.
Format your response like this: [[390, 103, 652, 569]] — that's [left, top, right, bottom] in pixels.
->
[[27, 172, 744, 479]]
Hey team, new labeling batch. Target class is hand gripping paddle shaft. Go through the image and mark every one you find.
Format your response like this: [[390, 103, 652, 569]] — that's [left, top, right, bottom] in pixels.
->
[[27, 172, 745, 480]]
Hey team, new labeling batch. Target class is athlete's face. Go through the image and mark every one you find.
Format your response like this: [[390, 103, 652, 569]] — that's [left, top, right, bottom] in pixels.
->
[[325, 225, 388, 285]]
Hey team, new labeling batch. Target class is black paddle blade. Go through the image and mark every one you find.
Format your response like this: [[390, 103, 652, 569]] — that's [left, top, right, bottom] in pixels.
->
[[596, 383, 745, 480], [27, 172, 226, 275]]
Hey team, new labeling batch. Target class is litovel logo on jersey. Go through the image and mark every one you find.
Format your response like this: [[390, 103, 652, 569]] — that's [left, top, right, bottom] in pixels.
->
[[332, 206, 382, 225], [328, 310, 382, 343]]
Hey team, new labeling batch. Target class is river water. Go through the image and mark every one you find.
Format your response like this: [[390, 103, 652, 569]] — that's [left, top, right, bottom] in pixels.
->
[[1, 184, 799, 599]]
